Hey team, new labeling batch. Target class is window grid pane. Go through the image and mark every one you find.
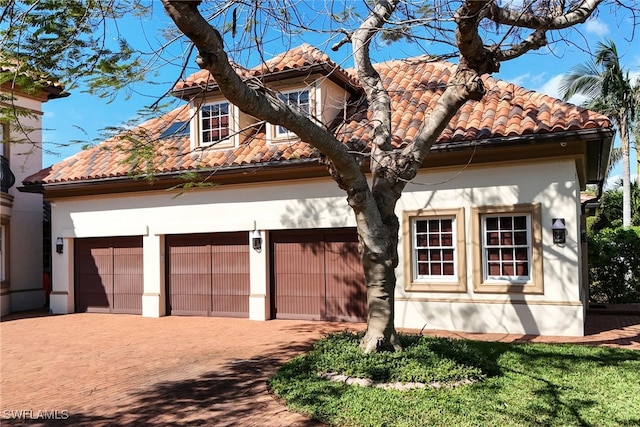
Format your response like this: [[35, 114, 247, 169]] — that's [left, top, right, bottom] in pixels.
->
[[414, 217, 456, 280], [201, 102, 230, 144], [277, 90, 311, 135], [483, 214, 530, 281]]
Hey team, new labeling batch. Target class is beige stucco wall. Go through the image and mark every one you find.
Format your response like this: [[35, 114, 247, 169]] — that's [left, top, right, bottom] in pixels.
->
[[1, 92, 45, 315], [395, 159, 584, 335], [48, 157, 584, 335]]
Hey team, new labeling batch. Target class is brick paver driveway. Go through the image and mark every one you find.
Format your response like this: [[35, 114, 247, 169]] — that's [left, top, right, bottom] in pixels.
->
[[1, 313, 359, 426], [1, 310, 638, 426]]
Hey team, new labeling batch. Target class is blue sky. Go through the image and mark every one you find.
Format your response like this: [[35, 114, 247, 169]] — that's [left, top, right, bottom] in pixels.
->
[[41, 2, 638, 187]]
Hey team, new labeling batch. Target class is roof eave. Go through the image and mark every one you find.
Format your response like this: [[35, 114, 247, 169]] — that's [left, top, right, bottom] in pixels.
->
[[432, 127, 614, 183], [22, 126, 614, 197], [171, 63, 361, 101], [19, 158, 328, 197]]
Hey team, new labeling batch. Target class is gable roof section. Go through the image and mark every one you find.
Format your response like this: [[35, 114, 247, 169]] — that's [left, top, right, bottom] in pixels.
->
[[22, 47, 612, 189], [172, 43, 361, 99]]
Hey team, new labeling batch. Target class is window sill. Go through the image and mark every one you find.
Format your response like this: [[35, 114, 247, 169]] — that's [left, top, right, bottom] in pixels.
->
[[474, 281, 544, 294], [405, 281, 467, 293], [198, 140, 235, 150]]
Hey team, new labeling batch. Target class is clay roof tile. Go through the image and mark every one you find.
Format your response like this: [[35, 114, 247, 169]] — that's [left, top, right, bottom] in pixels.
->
[[25, 54, 611, 186]]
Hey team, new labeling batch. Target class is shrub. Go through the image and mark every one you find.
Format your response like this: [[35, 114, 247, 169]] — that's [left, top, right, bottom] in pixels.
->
[[588, 226, 640, 303]]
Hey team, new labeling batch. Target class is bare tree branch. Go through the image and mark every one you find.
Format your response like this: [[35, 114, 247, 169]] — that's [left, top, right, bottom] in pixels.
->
[[161, 0, 361, 180], [487, 0, 604, 30]]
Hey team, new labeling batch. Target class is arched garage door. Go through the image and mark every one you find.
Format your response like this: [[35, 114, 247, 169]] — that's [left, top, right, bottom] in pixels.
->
[[271, 228, 367, 322], [166, 232, 249, 317], [74, 236, 143, 314]]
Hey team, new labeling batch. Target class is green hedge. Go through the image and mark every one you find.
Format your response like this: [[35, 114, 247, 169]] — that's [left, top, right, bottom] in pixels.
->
[[588, 226, 640, 303]]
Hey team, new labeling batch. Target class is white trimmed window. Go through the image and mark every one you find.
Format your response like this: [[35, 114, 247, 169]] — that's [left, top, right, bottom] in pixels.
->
[[271, 88, 312, 139], [472, 204, 543, 294], [414, 217, 457, 279], [200, 101, 230, 146], [403, 208, 466, 292], [482, 214, 531, 281]]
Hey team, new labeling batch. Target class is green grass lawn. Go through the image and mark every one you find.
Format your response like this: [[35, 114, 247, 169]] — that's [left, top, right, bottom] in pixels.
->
[[268, 332, 640, 427]]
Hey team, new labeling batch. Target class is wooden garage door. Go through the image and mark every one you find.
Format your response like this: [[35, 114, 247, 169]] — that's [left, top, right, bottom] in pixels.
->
[[166, 232, 249, 317], [271, 228, 367, 322], [75, 236, 143, 314]]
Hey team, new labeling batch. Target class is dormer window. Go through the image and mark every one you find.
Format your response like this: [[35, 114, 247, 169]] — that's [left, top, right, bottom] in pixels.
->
[[201, 101, 230, 145], [276, 89, 311, 136]]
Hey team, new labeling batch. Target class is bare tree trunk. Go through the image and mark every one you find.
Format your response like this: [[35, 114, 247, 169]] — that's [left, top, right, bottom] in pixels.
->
[[360, 241, 402, 353]]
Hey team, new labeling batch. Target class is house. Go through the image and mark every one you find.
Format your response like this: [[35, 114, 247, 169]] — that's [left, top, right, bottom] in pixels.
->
[[20, 45, 613, 336], [1, 65, 66, 315]]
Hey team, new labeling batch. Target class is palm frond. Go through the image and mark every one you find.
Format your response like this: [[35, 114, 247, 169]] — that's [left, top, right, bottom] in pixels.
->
[[607, 147, 623, 177], [560, 62, 602, 101]]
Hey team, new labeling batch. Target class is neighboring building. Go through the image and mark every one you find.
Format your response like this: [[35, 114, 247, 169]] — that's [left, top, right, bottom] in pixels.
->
[[21, 45, 613, 336], [1, 67, 66, 315]]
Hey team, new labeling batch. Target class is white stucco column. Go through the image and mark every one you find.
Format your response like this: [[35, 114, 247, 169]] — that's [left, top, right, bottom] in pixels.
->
[[50, 236, 74, 314], [249, 229, 270, 320], [142, 233, 165, 317]]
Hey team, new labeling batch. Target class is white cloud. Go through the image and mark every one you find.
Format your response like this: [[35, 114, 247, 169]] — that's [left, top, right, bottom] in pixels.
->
[[509, 72, 532, 87], [583, 19, 610, 37], [536, 74, 563, 98], [605, 173, 638, 191], [509, 71, 548, 89], [534, 74, 587, 105]]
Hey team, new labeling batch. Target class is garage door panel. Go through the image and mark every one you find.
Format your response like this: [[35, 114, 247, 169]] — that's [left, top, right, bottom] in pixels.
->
[[210, 233, 249, 317], [275, 274, 324, 297], [169, 253, 211, 274], [77, 274, 110, 292], [75, 237, 143, 314], [113, 255, 143, 274], [213, 274, 250, 294], [324, 240, 367, 321], [167, 232, 249, 317], [170, 295, 209, 316], [113, 276, 144, 294], [169, 273, 211, 315], [76, 287, 112, 313], [171, 274, 211, 294], [272, 229, 366, 322], [111, 237, 143, 314], [111, 281, 141, 294], [112, 293, 142, 314], [212, 253, 248, 274], [77, 252, 112, 276], [212, 296, 249, 317], [276, 296, 323, 320], [275, 242, 323, 274]]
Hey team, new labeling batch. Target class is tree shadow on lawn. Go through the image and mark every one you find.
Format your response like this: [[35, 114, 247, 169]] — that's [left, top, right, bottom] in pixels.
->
[[471, 341, 640, 427], [274, 335, 640, 427]]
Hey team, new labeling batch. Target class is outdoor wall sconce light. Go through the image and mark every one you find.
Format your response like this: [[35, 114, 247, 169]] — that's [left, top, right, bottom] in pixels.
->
[[56, 237, 64, 254], [251, 230, 262, 252], [552, 218, 566, 244]]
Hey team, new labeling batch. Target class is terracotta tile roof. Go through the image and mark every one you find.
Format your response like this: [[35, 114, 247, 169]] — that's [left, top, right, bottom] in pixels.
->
[[25, 49, 611, 186], [337, 57, 610, 147], [173, 44, 359, 96], [1, 60, 67, 99], [581, 193, 598, 204]]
